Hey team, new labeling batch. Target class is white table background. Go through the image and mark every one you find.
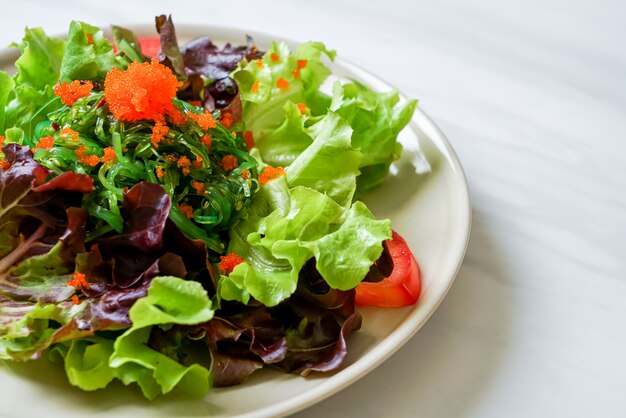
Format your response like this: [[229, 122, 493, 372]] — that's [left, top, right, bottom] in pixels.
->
[[2, 0, 625, 417]]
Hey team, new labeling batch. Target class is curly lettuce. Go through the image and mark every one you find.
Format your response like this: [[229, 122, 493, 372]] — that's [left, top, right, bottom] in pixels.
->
[[233, 41, 335, 139], [60, 21, 125, 82], [3, 27, 65, 138], [233, 41, 418, 196], [52, 277, 214, 399], [219, 112, 391, 307]]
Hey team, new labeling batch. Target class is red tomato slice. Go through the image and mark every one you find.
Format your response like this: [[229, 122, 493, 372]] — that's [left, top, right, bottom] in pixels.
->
[[138, 37, 161, 58], [355, 231, 421, 307]]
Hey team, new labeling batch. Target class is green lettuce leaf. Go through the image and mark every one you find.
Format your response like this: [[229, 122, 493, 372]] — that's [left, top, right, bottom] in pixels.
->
[[0, 229, 87, 361], [111, 327, 210, 399], [0, 71, 14, 133], [124, 276, 214, 328], [221, 109, 390, 306], [63, 338, 116, 391], [60, 21, 124, 82], [10, 28, 65, 90], [0, 242, 75, 303], [107, 276, 214, 399], [0, 301, 79, 361], [330, 81, 418, 194], [3, 27, 65, 137], [233, 40, 418, 196], [285, 111, 361, 207], [301, 201, 391, 289], [222, 178, 390, 307], [2, 276, 215, 398], [111, 25, 146, 63], [233, 41, 334, 142], [253, 101, 313, 167], [218, 176, 290, 305], [2, 127, 24, 145]]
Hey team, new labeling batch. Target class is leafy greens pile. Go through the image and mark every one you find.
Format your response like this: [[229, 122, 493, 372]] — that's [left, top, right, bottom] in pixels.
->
[[0, 15, 418, 399]]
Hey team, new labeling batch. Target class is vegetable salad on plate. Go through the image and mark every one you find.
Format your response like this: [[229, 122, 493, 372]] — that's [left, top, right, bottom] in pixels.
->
[[0, 14, 424, 399]]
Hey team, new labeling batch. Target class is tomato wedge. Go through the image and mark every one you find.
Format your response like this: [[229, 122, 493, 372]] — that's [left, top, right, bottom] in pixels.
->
[[138, 37, 161, 58], [355, 231, 421, 307]]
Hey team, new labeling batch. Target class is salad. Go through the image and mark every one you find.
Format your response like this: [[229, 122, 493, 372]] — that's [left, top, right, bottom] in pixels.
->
[[0, 15, 423, 399]]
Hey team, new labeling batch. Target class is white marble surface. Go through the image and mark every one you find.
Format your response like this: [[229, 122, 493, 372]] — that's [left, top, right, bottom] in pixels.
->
[[2, 0, 625, 417]]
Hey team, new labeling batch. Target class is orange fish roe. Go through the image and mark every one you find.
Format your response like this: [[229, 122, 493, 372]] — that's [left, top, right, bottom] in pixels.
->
[[293, 60, 308, 80], [191, 180, 205, 194], [86, 33, 94, 45], [71, 295, 80, 305], [151, 120, 169, 147], [100, 146, 116, 163], [67, 272, 90, 289], [104, 58, 182, 123], [201, 135, 213, 148], [54, 80, 94, 106], [73, 145, 86, 161], [187, 100, 203, 107], [0, 160, 11, 170], [82, 155, 101, 167], [192, 156, 203, 169], [243, 130, 254, 149], [60, 127, 79, 141], [256, 59, 264, 69], [250, 81, 259, 93], [167, 107, 188, 125], [155, 165, 166, 178], [178, 202, 194, 218], [164, 154, 178, 164], [276, 78, 290, 89], [177, 156, 192, 176], [219, 253, 244, 274], [259, 165, 285, 185], [241, 169, 250, 179], [36, 136, 55, 149], [297, 103, 308, 115], [270, 53, 280, 63], [220, 111, 233, 128], [0, 136, 5, 146], [220, 154, 238, 172], [74, 145, 100, 167], [188, 110, 217, 131]]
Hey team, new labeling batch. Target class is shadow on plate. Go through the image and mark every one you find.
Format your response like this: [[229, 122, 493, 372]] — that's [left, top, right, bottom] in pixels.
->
[[362, 132, 442, 219]]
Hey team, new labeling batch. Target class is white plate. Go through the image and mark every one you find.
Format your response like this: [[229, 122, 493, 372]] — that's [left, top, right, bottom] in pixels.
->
[[0, 25, 471, 418]]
